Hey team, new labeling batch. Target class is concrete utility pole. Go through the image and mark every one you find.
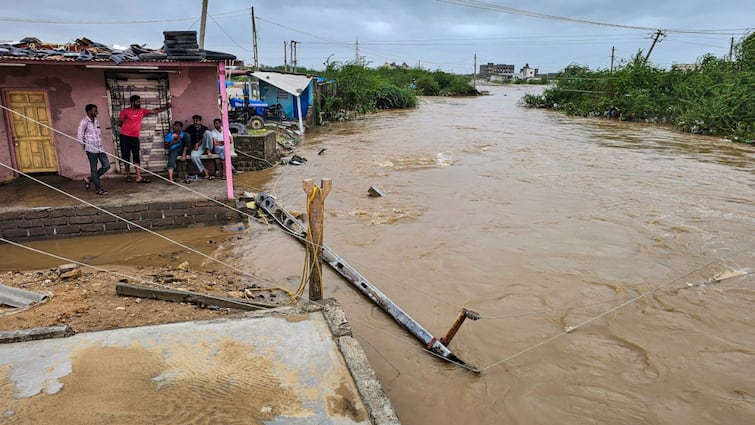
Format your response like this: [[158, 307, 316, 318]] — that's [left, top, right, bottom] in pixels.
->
[[283, 41, 288, 72], [303, 178, 332, 301], [644, 30, 665, 64], [473, 54, 477, 90], [199, 0, 208, 49], [290, 40, 299, 71], [610, 46, 615, 72], [729, 36, 735, 61], [251, 7, 259, 70]]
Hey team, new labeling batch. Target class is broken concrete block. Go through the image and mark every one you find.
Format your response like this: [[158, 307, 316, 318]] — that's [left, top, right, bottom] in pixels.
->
[[221, 222, 246, 232], [57, 263, 79, 275], [367, 186, 385, 197], [59, 268, 82, 280]]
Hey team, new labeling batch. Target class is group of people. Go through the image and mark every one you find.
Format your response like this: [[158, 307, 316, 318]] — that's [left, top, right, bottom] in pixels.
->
[[77, 94, 235, 195], [164, 115, 235, 183]]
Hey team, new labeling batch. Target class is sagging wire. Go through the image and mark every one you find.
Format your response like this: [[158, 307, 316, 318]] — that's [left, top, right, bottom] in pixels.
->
[[0, 105, 305, 302], [7, 106, 752, 374], [476, 244, 755, 372], [0, 236, 279, 309]]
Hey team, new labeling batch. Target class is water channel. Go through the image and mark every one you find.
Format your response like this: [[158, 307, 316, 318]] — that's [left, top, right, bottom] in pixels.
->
[[3, 84, 755, 424]]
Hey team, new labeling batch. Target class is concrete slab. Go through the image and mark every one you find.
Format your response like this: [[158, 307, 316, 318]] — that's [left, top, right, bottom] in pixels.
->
[[0, 305, 398, 424]]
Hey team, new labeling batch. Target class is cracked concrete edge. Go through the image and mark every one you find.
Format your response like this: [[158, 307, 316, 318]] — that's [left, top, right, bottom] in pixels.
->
[[321, 299, 401, 425], [0, 325, 75, 344]]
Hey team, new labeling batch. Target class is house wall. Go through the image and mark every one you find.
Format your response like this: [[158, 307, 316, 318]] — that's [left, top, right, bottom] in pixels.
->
[[0, 62, 222, 183], [258, 81, 313, 120], [0, 64, 113, 182], [169, 65, 222, 128]]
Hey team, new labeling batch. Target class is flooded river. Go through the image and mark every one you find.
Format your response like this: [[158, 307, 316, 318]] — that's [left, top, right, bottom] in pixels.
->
[[5, 84, 755, 424]]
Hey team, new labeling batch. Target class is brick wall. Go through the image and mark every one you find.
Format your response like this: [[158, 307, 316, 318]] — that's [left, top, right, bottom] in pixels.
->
[[0, 200, 239, 242], [233, 131, 280, 171]]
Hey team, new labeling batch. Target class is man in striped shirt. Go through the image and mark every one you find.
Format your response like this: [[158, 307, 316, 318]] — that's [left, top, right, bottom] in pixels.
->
[[77, 104, 110, 195]]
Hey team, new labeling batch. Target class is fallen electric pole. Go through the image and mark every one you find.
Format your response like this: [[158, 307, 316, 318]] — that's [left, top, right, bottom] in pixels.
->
[[255, 192, 480, 373]]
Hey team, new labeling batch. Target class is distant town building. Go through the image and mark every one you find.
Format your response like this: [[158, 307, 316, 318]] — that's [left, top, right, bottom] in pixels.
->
[[380, 61, 410, 69], [479, 62, 515, 79], [671, 63, 697, 72], [519, 63, 538, 80]]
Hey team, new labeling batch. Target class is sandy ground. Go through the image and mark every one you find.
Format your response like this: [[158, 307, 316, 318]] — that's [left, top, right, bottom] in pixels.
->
[[0, 263, 292, 334]]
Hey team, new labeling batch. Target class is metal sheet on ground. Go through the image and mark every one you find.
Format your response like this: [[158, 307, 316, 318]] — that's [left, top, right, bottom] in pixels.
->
[[0, 314, 370, 424]]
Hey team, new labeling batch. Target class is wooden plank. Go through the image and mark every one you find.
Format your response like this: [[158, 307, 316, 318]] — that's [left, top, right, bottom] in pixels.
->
[[115, 282, 274, 311]]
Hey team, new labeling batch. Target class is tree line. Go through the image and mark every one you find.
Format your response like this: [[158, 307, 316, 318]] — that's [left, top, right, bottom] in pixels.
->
[[521, 32, 755, 142]]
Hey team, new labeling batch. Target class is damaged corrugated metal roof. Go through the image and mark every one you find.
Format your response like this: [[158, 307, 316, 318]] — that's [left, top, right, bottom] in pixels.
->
[[250, 71, 313, 96], [0, 32, 237, 64]]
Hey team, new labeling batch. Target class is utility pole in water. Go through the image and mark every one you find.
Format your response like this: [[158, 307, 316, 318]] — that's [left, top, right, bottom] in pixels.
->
[[473, 54, 477, 90], [199, 0, 208, 49], [644, 30, 665, 64]]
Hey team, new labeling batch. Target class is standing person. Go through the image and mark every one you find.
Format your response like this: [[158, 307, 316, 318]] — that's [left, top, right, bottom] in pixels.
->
[[164, 121, 190, 183], [77, 104, 111, 195], [182, 114, 213, 180], [210, 118, 238, 179], [115, 94, 170, 183]]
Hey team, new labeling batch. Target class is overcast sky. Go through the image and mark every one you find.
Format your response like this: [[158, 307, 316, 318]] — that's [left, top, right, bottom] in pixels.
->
[[2, 1, 753, 73]]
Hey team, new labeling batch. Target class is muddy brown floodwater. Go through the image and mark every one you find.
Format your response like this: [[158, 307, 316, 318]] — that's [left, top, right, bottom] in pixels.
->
[[2, 85, 755, 424]]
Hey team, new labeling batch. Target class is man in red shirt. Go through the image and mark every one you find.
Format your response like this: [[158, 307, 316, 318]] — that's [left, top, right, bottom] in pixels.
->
[[116, 95, 171, 183]]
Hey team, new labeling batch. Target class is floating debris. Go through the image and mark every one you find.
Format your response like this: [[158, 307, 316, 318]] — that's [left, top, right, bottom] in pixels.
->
[[367, 186, 385, 197]]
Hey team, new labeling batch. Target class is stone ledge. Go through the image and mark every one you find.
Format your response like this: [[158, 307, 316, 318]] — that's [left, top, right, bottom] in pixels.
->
[[0, 199, 239, 243]]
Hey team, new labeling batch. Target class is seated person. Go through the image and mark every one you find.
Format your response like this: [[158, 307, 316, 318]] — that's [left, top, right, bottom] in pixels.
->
[[210, 118, 238, 178], [182, 114, 213, 180], [164, 121, 190, 182]]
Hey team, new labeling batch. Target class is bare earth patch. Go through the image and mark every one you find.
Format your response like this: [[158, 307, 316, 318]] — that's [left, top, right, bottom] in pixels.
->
[[0, 265, 289, 333]]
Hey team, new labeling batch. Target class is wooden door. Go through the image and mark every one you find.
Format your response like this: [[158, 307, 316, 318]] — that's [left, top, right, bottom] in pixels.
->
[[5, 90, 57, 173]]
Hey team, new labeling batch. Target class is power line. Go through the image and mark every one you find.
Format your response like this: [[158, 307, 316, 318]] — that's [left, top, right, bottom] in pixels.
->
[[439, 0, 751, 35], [0, 8, 249, 25]]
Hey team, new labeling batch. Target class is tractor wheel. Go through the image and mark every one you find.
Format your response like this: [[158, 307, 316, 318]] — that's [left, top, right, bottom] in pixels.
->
[[248, 116, 265, 130]]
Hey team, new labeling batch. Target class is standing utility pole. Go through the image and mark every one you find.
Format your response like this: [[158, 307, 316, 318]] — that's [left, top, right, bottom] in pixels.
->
[[251, 7, 259, 70], [290, 40, 299, 71], [199, 0, 208, 49], [644, 30, 665, 64], [283, 41, 288, 72], [473, 54, 477, 90], [729, 36, 735, 61], [610, 46, 615, 73]]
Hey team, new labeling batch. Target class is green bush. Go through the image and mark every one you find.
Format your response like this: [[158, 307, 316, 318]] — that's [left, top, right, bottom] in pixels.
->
[[318, 62, 477, 119], [521, 33, 755, 140]]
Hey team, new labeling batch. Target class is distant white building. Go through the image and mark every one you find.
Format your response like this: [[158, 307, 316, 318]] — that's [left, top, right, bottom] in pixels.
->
[[519, 63, 538, 80]]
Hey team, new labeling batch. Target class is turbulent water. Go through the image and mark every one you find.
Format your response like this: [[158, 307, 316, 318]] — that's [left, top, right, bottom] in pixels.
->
[[5, 84, 755, 424], [238, 85, 755, 425]]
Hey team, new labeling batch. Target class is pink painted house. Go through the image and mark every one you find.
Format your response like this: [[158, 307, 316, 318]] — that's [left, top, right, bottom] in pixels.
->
[[0, 34, 237, 183]]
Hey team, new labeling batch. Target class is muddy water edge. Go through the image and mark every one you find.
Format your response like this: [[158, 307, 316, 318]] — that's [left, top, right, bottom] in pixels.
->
[[3, 84, 755, 424]]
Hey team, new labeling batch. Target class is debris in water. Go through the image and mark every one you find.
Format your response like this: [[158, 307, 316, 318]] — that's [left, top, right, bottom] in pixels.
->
[[713, 269, 748, 282], [367, 186, 385, 197]]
